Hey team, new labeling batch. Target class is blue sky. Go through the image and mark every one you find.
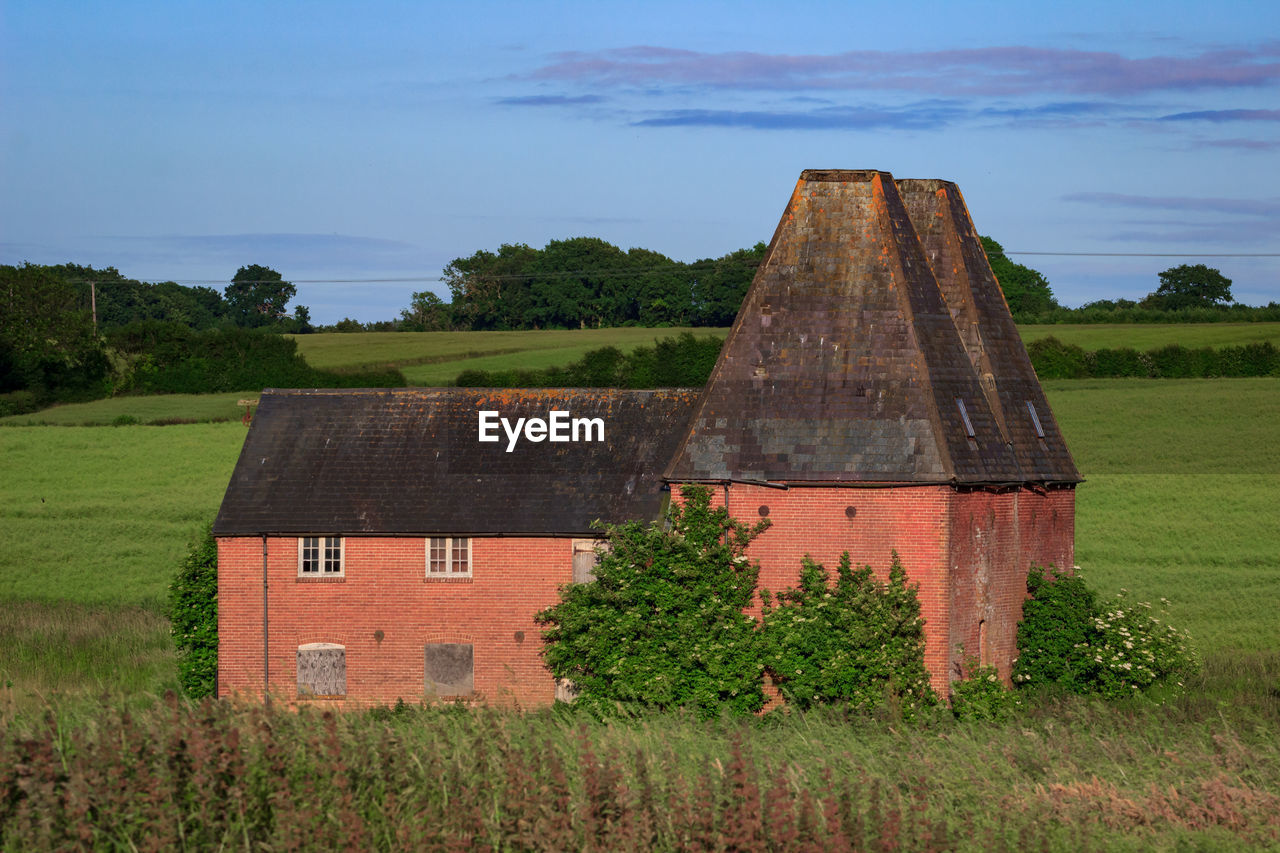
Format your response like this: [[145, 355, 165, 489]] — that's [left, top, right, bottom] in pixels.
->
[[2, 1, 1278, 323]]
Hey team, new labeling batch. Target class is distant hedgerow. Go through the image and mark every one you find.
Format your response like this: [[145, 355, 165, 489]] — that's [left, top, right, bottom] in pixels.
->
[[169, 523, 218, 698]]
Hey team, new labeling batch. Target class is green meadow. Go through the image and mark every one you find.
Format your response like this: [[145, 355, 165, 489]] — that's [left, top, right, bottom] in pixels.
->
[[1019, 321, 1280, 350]]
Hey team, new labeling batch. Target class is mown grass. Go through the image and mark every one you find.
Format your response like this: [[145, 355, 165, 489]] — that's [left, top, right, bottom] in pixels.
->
[[1019, 321, 1280, 350], [292, 327, 725, 373], [0, 422, 245, 607], [0, 391, 252, 427]]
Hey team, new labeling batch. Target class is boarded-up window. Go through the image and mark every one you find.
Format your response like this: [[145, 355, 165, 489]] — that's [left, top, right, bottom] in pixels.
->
[[297, 643, 345, 697], [572, 538, 605, 584], [425, 643, 473, 697]]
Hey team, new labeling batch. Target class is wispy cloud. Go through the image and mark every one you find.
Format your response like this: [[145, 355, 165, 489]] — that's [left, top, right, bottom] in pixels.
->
[[528, 43, 1280, 97], [1157, 108, 1280, 122], [1195, 137, 1280, 151], [631, 102, 964, 130], [1063, 192, 1280, 218], [495, 94, 606, 106]]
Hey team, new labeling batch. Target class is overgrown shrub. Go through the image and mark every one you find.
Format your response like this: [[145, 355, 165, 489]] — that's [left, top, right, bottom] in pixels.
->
[[536, 485, 767, 718], [1014, 566, 1196, 698], [169, 524, 218, 698], [760, 553, 935, 718], [950, 657, 1022, 721], [1088, 590, 1199, 698], [1025, 337, 1089, 379], [1013, 566, 1097, 691]]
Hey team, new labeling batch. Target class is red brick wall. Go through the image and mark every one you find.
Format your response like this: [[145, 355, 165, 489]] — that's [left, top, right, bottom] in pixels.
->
[[947, 487, 1075, 685], [674, 482, 1075, 696], [675, 483, 955, 695], [219, 484, 1074, 707], [217, 536, 579, 707]]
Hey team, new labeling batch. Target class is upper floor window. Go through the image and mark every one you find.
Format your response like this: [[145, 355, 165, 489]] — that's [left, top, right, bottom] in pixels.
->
[[428, 537, 471, 578], [299, 536, 343, 576]]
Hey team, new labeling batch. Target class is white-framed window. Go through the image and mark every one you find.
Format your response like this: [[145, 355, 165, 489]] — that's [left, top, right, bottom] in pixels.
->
[[427, 537, 471, 577], [298, 536, 344, 576]]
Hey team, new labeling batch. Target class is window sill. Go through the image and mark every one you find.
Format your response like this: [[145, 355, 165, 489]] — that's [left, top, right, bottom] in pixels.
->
[[296, 576, 346, 583], [297, 694, 346, 700], [424, 575, 473, 583]]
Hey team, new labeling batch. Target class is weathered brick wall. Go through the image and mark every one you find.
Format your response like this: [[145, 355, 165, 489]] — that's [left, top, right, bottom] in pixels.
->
[[676, 483, 955, 695], [217, 536, 577, 707], [947, 486, 1075, 686], [675, 482, 1075, 697], [219, 484, 1073, 707]]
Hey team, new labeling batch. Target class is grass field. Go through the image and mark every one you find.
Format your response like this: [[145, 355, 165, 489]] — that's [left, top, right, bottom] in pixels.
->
[[0, 391, 252, 427], [1020, 321, 1280, 350]]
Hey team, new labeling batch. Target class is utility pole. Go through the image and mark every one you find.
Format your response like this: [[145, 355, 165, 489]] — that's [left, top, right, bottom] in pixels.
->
[[90, 280, 97, 334]]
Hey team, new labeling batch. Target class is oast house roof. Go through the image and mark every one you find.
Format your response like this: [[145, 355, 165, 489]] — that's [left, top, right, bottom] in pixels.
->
[[213, 387, 700, 537], [664, 169, 1079, 486]]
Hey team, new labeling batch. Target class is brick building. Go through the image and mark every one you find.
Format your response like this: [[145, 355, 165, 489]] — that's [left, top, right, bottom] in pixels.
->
[[214, 169, 1078, 706]]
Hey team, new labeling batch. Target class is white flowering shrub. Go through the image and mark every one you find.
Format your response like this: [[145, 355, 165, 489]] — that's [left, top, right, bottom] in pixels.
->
[[1088, 591, 1198, 698], [1014, 567, 1197, 699]]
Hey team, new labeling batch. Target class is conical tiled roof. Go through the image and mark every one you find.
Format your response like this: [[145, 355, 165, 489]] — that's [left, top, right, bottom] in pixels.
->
[[665, 169, 1078, 486], [897, 179, 1079, 482]]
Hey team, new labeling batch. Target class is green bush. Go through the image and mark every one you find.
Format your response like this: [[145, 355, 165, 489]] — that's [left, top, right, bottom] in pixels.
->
[[1088, 590, 1199, 699], [760, 553, 935, 718], [1025, 336, 1089, 379], [169, 524, 218, 699], [950, 659, 1022, 722], [1014, 566, 1196, 698], [1013, 566, 1096, 691], [536, 485, 767, 718]]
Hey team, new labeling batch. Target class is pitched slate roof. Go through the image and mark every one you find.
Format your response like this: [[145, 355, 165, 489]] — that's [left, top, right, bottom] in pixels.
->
[[665, 169, 1078, 486], [213, 387, 700, 537], [897, 179, 1079, 482]]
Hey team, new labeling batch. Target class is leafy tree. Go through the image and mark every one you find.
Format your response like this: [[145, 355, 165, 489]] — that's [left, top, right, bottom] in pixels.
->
[[170, 523, 218, 698], [400, 290, 454, 331], [1144, 264, 1233, 310], [291, 304, 314, 334], [980, 237, 1059, 319], [690, 242, 767, 327], [224, 264, 296, 328], [760, 553, 935, 717], [536, 486, 768, 718], [0, 263, 110, 399]]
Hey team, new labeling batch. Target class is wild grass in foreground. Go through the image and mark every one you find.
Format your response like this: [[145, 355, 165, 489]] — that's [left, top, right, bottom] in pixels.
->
[[3, 666, 1278, 852], [0, 601, 176, 701]]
